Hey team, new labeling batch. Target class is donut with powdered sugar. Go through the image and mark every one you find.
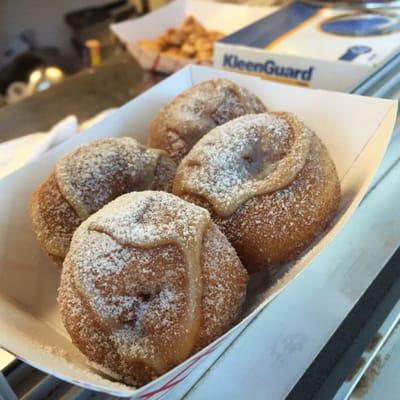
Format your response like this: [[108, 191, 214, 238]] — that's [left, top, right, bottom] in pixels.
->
[[58, 191, 247, 386], [173, 112, 341, 272], [30, 137, 176, 267], [148, 79, 266, 163]]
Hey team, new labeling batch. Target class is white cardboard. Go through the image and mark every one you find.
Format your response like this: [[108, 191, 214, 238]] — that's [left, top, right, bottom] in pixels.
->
[[111, 0, 275, 74], [214, 45, 371, 92], [0, 66, 396, 398], [214, 6, 400, 91]]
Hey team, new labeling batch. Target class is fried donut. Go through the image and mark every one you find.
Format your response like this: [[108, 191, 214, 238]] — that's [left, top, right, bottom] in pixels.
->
[[148, 79, 266, 163], [58, 191, 247, 386], [173, 112, 341, 272], [30, 138, 176, 267]]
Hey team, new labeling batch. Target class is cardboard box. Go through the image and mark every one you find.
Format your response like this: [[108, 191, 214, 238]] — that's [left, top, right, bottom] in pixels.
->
[[111, 0, 275, 74], [0, 66, 396, 398], [214, 2, 400, 91]]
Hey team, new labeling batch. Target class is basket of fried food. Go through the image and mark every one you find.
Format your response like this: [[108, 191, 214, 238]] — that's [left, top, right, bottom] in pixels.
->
[[130, 16, 224, 73]]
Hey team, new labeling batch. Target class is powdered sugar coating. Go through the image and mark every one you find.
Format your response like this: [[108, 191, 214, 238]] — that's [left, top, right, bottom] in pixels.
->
[[67, 191, 208, 371], [56, 138, 164, 219], [30, 173, 82, 261], [196, 223, 247, 349], [216, 134, 341, 270], [58, 191, 247, 385], [31, 137, 177, 264], [174, 112, 312, 217], [174, 112, 341, 271], [149, 79, 266, 162]]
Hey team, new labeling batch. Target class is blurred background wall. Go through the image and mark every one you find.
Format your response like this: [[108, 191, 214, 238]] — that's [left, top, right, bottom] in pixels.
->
[[0, 0, 108, 57]]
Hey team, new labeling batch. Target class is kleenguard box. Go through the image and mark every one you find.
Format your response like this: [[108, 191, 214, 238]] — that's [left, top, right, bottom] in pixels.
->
[[214, 1, 400, 91]]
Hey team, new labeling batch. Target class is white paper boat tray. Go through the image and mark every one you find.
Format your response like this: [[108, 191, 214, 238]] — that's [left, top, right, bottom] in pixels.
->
[[0, 66, 397, 398], [111, 0, 275, 74]]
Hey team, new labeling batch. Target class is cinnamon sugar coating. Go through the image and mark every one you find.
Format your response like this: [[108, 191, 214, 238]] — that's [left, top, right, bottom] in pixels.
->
[[30, 138, 176, 266], [174, 112, 341, 272], [58, 192, 247, 386], [148, 79, 266, 163]]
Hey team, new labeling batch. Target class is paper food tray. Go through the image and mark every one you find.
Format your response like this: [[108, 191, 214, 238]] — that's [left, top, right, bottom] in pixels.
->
[[0, 66, 396, 398], [111, 0, 275, 74]]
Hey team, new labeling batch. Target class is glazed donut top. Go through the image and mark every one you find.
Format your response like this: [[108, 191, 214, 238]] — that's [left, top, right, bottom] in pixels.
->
[[174, 112, 313, 218], [56, 137, 164, 219], [64, 191, 211, 371]]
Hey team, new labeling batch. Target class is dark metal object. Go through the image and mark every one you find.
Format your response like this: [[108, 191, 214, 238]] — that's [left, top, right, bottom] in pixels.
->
[[1, 361, 111, 399], [320, 10, 400, 36], [65, 0, 130, 30], [302, 0, 400, 9], [65, 0, 138, 68], [0, 48, 69, 95]]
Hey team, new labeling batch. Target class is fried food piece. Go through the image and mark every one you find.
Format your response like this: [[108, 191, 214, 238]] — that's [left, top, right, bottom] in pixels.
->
[[138, 16, 224, 62]]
